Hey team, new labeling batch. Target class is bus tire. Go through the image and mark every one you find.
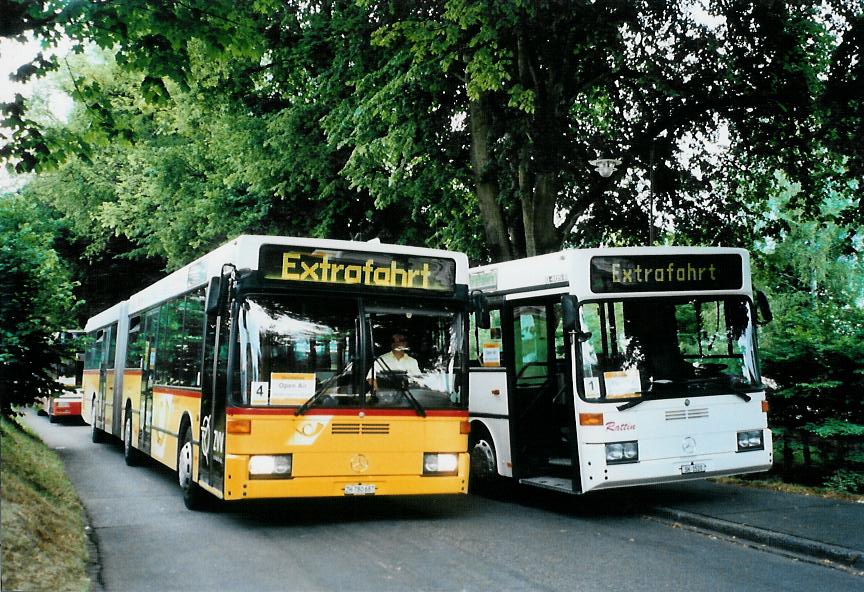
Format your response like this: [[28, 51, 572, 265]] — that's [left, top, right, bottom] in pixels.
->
[[178, 426, 208, 511], [469, 428, 499, 494], [91, 400, 107, 443], [123, 412, 141, 466]]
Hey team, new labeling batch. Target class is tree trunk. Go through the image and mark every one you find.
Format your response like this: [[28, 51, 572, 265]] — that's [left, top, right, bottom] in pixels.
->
[[519, 166, 561, 257], [469, 97, 514, 261], [529, 172, 561, 255]]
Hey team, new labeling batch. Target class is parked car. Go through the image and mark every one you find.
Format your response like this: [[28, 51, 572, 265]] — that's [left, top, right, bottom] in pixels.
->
[[43, 390, 83, 423]]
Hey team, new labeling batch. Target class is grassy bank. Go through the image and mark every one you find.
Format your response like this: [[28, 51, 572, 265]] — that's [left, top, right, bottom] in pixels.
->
[[1, 416, 90, 592]]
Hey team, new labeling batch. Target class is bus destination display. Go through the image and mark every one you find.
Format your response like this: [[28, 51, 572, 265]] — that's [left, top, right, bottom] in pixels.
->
[[260, 246, 456, 293], [590, 254, 743, 293]]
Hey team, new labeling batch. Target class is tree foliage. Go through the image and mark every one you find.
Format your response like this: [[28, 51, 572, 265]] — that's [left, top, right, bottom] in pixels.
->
[[751, 174, 863, 488], [0, 194, 77, 416], [756, 178, 863, 429], [3, 1, 861, 264]]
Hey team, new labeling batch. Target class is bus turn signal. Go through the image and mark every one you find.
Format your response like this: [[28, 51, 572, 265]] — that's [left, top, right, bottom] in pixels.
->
[[579, 413, 604, 426], [227, 419, 251, 434]]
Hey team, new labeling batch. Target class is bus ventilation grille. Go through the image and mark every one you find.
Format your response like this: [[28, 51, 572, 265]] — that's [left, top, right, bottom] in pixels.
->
[[665, 408, 709, 421], [331, 423, 390, 435]]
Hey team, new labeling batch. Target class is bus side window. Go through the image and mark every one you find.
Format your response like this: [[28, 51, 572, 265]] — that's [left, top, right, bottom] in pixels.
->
[[469, 308, 502, 367], [155, 298, 183, 385]]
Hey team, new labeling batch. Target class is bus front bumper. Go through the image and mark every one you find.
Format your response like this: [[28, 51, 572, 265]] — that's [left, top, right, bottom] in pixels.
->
[[221, 453, 469, 500], [580, 446, 773, 493]]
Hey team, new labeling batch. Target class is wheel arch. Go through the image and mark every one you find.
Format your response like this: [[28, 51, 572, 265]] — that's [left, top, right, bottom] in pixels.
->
[[469, 417, 511, 478], [178, 412, 194, 443]]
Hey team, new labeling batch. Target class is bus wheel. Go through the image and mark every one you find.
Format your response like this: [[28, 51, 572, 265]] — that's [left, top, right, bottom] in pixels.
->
[[470, 431, 498, 494], [123, 413, 140, 466], [177, 427, 208, 511], [91, 403, 106, 443]]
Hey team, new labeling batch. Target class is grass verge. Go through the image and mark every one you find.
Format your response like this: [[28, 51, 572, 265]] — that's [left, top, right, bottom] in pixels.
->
[[712, 475, 864, 503], [1, 415, 90, 592]]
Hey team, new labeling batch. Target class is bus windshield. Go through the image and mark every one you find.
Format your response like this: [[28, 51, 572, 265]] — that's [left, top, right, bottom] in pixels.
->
[[366, 306, 464, 410], [578, 296, 760, 402], [236, 296, 464, 410]]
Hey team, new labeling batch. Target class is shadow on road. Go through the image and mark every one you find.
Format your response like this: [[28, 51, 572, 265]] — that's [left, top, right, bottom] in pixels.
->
[[220, 493, 476, 527], [469, 478, 720, 520]]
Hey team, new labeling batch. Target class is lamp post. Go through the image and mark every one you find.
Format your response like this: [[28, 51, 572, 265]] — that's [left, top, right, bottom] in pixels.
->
[[589, 155, 655, 246], [648, 143, 655, 246]]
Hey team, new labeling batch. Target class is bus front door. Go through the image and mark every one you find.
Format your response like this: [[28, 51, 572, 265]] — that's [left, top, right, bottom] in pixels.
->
[[198, 309, 229, 494], [507, 300, 579, 493]]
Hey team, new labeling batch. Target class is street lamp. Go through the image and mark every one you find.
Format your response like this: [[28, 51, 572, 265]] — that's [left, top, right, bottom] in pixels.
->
[[589, 155, 654, 245], [588, 158, 622, 178]]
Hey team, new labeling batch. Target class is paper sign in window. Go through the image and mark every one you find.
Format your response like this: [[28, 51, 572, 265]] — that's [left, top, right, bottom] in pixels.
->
[[603, 369, 642, 399], [251, 381, 269, 405], [584, 377, 601, 399], [482, 343, 501, 367], [270, 373, 316, 405]]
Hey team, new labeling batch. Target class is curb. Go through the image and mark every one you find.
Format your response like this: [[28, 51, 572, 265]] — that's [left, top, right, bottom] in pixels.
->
[[652, 506, 864, 570]]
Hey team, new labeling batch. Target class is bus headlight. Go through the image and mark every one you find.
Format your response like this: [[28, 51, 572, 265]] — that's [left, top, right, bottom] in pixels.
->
[[737, 430, 764, 452], [423, 453, 459, 475], [249, 454, 293, 479], [606, 441, 639, 464]]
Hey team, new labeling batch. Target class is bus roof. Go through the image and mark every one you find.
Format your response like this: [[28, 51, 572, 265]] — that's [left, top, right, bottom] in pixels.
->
[[469, 246, 752, 300], [85, 235, 469, 329], [84, 301, 126, 333]]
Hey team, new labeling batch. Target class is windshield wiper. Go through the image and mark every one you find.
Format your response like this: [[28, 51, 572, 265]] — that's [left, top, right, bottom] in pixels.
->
[[296, 373, 342, 416], [728, 389, 752, 403], [374, 357, 426, 417], [617, 395, 647, 412], [617, 387, 752, 411]]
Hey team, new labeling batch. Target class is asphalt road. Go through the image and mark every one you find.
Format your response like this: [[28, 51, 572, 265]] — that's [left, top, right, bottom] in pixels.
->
[[23, 412, 863, 592]]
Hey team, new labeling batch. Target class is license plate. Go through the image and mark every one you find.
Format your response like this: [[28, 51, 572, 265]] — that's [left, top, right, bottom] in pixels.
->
[[681, 463, 707, 475], [344, 484, 376, 496]]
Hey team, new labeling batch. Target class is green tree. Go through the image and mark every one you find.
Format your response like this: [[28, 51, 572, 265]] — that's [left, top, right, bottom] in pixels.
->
[[4, 1, 862, 263], [752, 175, 864, 490], [0, 194, 77, 416]]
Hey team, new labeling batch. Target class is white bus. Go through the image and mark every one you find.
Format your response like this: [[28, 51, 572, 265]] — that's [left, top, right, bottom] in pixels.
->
[[467, 247, 773, 494]]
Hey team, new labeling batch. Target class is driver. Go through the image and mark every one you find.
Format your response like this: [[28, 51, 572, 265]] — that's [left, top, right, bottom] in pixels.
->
[[367, 333, 421, 387]]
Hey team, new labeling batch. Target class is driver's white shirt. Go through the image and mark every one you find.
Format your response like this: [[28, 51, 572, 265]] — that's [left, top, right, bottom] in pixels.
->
[[368, 351, 421, 378]]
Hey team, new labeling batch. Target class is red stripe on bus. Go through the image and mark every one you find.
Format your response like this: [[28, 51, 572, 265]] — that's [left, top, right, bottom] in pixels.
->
[[125, 369, 144, 376], [83, 369, 100, 375], [153, 386, 202, 399], [226, 407, 468, 418]]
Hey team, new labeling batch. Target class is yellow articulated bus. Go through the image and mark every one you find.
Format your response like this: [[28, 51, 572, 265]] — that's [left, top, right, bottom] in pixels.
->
[[83, 235, 471, 509]]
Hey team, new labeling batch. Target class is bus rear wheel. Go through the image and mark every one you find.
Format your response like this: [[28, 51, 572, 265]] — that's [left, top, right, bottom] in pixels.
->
[[178, 427, 208, 511]]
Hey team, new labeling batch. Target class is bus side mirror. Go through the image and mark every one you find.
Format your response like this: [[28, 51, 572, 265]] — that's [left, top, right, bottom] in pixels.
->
[[562, 294, 578, 332], [471, 291, 491, 330], [206, 277, 222, 316], [563, 294, 592, 342], [206, 276, 229, 316], [755, 290, 773, 325]]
